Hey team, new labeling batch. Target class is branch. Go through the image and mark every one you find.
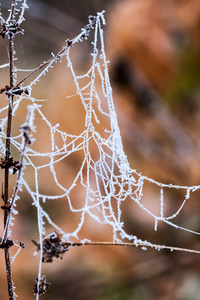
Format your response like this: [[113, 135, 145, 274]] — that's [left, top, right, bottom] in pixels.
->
[[15, 14, 97, 88], [32, 232, 200, 266], [3, 1, 16, 298], [66, 241, 200, 255]]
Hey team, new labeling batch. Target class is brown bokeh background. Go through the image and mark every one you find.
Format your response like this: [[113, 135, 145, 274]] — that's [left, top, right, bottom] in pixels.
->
[[1, 0, 200, 299]]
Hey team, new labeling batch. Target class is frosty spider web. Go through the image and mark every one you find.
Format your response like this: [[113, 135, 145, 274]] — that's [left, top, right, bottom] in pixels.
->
[[1, 4, 200, 298]]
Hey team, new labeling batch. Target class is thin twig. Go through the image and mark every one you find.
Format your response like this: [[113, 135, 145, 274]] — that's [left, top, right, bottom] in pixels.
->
[[15, 15, 97, 88], [3, 106, 35, 242], [66, 241, 200, 255], [15, 46, 69, 88], [3, 1, 16, 299]]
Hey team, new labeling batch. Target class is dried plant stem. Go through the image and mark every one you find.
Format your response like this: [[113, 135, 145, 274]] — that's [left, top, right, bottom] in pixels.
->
[[67, 241, 200, 255], [4, 67, 14, 300], [3, 1, 16, 299], [15, 15, 96, 88]]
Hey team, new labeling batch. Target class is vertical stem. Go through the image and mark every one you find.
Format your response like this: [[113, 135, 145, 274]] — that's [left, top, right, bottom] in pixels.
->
[[4, 40, 14, 300], [4, 38, 14, 229], [3, 2, 16, 299], [4, 248, 13, 300]]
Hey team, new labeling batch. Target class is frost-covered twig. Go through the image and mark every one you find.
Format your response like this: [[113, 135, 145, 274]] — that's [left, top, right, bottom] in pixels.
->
[[2, 105, 36, 243], [0, 1, 28, 299], [15, 14, 98, 90]]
